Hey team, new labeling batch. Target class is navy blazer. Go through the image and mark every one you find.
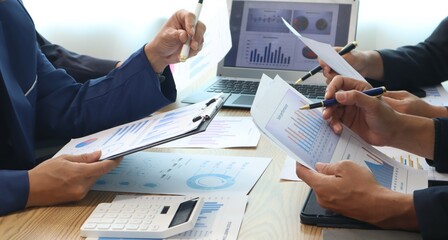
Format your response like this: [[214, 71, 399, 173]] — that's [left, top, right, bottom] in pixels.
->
[[378, 16, 448, 90], [0, 0, 176, 215]]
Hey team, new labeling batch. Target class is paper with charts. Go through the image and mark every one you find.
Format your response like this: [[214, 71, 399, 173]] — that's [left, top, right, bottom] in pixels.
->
[[251, 74, 427, 193], [86, 194, 247, 240], [91, 151, 271, 195], [53, 95, 223, 160]]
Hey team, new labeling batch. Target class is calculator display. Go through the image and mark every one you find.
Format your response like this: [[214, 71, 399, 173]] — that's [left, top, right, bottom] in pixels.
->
[[169, 198, 200, 227]]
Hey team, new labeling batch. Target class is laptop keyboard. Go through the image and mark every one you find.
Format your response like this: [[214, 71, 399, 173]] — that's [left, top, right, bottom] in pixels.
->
[[205, 79, 326, 100]]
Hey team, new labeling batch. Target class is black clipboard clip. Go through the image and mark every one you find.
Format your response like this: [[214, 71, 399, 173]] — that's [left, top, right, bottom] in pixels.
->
[[192, 94, 225, 122]]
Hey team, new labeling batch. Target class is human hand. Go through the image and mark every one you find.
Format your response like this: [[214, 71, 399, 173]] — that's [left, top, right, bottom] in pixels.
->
[[383, 90, 448, 118], [144, 9, 206, 73], [296, 161, 418, 230], [322, 76, 400, 146], [320, 49, 384, 84], [26, 151, 121, 207]]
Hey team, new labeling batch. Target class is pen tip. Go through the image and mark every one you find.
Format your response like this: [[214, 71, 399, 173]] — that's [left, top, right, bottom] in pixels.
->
[[299, 105, 309, 110], [294, 79, 303, 85]]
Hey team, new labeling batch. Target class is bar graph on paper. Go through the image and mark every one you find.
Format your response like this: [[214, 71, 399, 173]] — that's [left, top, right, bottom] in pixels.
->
[[266, 89, 339, 167], [341, 136, 397, 189]]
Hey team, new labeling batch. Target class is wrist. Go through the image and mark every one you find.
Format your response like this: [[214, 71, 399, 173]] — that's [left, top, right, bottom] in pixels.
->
[[144, 43, 167, 74], [363, 50, 384, 80], [372, 188, 418, 230], [391, 113, 435, 158]]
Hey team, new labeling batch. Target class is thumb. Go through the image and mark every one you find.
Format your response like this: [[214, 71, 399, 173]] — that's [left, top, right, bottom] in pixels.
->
[[315, 162, 338, 175], [335, 90, 381, 112], [64, 151, 102, 163]]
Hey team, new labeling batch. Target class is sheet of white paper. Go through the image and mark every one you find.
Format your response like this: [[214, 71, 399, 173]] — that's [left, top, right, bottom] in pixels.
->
[[281, 18, 365, 81], [172, 0, 232, 90], [92, 151, 271, 195], [251, 75, 427, 193], [157, 116, 261, 148], [421, 84, 448, 106], [280, 156, 301, 181], [87, 194, 248, 240], [376, 146, 448, 182]]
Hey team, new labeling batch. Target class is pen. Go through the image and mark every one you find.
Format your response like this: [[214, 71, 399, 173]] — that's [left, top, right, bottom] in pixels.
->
[[294, 41, 358, 84], [179, 0, 203, 62], [299, 86, 386, 110]]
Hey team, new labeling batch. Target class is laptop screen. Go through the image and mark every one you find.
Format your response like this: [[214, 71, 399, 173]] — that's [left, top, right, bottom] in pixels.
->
[[218, 0, 359, 82]]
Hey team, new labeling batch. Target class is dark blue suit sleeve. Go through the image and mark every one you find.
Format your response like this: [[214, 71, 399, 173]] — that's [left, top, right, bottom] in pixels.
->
[[431, 118, 448, 172], [414, 186, 448, 239], [0, 170, 29, 216], [37, 32, 119, 83], [377, 17, 448, 90]]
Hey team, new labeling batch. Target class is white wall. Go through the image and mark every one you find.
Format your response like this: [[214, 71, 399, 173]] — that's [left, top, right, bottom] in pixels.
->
[[25, 0, 447, 59]]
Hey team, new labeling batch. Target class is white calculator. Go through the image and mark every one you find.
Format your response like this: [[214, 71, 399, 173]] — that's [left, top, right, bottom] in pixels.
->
[[80, 195, 204, 239]]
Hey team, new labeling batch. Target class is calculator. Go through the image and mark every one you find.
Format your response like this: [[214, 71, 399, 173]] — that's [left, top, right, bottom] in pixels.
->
[[80, 195, 204, 239]]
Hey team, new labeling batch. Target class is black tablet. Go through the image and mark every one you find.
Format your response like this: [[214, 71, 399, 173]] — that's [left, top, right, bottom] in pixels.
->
[[300, 189, 379, 229]]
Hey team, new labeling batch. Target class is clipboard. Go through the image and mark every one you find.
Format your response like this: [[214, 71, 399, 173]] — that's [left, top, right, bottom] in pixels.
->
[[300, 189, 379, 229], [54, 94, 227, 160]]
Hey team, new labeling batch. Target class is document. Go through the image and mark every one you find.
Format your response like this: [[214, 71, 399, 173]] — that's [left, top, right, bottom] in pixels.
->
[[91, 151, 271, 195], [281, 18, 365, 81], [54, 95, 225, 160], [251, 74, 427, 193], [87, 194, 248, 240], [157, 116, 261, 148]]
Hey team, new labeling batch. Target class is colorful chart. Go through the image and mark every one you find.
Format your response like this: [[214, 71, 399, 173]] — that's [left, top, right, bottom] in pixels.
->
[[75, 138, 97, 148]]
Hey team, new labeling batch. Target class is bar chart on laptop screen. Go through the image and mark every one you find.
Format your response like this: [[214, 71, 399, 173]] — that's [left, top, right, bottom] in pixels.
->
[[265, 89, 339, 167]]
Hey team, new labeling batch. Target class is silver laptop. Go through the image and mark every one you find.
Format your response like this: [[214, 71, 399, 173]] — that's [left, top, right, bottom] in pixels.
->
[[182, 0, 359, 108]]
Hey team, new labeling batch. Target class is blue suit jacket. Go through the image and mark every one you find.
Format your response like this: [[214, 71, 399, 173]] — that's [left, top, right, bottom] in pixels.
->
[[0, 0, 176, 215]]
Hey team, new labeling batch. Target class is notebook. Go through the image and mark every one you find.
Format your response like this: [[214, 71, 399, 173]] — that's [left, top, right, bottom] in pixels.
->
[[182, 0, 359, 108]]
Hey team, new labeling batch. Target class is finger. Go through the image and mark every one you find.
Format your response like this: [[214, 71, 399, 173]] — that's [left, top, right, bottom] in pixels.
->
[[83, 159, 121, 177], [315, 162, 337, 175], [296, 163, 319, 187], [334, 89, 381, 112], [64, 151, 102, 163], [176, 10, 196, 37], [382, 90, 408, 100]]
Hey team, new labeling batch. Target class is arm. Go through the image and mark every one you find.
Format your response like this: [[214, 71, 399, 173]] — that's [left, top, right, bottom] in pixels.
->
[[37, 32, 120, 83], [0, 170, 29, 216], [378, 16, 448, 89], [414, 186, 448, 239]]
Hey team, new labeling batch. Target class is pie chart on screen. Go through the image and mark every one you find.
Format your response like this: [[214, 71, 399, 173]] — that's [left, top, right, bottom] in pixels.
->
[[76, 138, 98, 148]]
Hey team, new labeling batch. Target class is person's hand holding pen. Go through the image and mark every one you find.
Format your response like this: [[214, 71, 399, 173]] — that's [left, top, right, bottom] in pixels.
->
[[179, 0, 204, 62], [319, 48, 386, 85], [295, 41, 357, 84], [319, 75, 405, 147], [145, 9, 206, 73]]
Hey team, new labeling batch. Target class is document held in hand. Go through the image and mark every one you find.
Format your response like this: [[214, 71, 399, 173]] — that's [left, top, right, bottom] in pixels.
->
[[55, 94, 225, 160], [251, 75, 427, 193]]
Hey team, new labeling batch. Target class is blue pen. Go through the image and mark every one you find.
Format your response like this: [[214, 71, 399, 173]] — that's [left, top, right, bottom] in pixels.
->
[[299, 86, 386, 110]]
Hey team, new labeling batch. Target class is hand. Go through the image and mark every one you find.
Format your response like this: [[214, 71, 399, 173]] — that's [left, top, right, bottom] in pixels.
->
[[144, 9, 206, 73], [296, 161, 418, 230], [26, 151, 121, 207], [323, 76, 435, 158], [322, 76, 400, 146], [383, 90, 448, 118], [319, 49, 384, 84]]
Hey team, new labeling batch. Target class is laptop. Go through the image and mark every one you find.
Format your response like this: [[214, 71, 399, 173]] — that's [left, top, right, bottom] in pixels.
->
[[182, 0, 359, 108]]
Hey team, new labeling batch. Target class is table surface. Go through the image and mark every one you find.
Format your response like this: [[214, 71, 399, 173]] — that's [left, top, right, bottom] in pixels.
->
[[0, 72, 324, 240]]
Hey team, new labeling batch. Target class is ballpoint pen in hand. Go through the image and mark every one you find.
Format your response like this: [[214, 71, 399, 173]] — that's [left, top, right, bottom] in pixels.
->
[[299, 86, 386, 110], [294, 41, 358, 85], [179, 0, 203, 62]]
